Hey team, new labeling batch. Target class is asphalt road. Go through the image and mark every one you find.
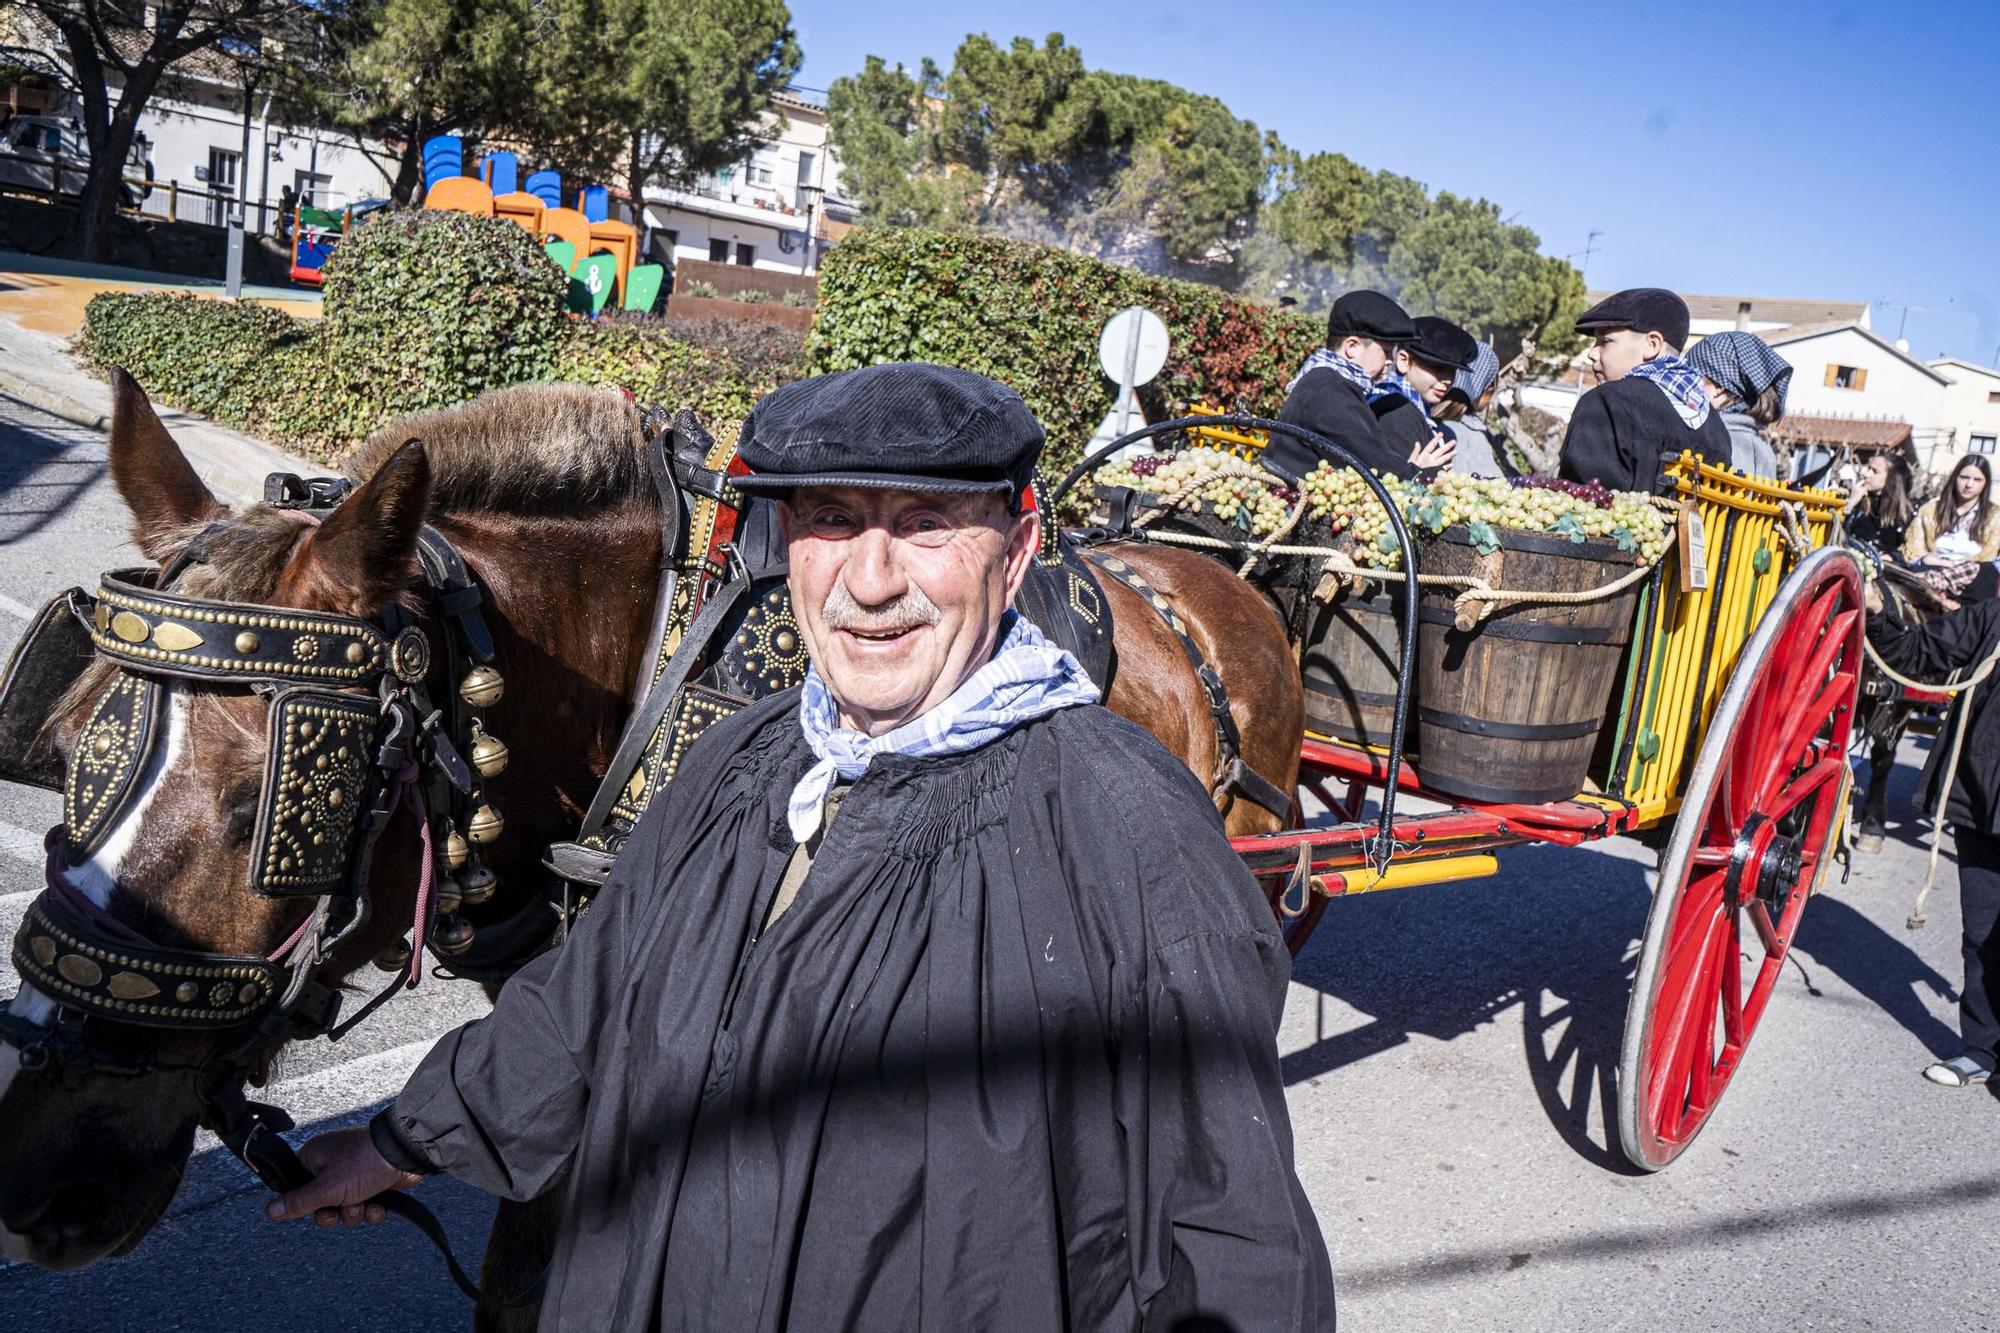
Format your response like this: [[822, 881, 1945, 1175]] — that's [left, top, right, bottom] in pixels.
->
[[1, 393, 1995, 1331]]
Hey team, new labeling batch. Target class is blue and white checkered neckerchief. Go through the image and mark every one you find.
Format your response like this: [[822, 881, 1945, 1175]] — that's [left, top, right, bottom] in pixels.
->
[[1369, 369, 1433, 425], [1287, 347, 1376, 396], [1624, 354, 1713, 429], [788, 611, 1101, 841]]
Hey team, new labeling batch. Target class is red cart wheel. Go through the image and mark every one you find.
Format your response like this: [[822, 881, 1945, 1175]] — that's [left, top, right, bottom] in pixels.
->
[[1617, 547, 1863, 1171]]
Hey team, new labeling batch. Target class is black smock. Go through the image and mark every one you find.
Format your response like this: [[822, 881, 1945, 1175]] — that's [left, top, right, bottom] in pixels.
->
[[1368, 396, 1439, 471], [1866, 598, 2000, 835], [372, 692, 1336, 1331], [1557, 376, 1731, 493], [1271, 366, 1414, 479]]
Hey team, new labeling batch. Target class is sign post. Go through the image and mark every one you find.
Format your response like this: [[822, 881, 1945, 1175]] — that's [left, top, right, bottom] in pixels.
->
[[1088, 306, 1170, 460]]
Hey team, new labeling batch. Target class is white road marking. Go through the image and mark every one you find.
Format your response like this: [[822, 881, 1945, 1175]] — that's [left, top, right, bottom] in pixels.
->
[[0, 590, 35, 620]]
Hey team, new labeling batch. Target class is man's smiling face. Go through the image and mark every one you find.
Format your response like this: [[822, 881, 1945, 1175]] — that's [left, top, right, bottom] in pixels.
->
[[782, 485, 1037, 737]]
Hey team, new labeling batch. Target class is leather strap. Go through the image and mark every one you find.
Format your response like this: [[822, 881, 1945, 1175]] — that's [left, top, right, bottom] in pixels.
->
[[1083, 550, 1293, 822]]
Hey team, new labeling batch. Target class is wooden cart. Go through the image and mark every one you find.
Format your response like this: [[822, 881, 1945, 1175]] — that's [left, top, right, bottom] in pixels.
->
[[1069, 419, 1863, 1172]]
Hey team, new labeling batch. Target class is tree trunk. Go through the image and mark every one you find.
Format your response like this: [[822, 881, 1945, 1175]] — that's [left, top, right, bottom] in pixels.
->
[[387, 134, 425, 205], [77, 72, 159, 263]]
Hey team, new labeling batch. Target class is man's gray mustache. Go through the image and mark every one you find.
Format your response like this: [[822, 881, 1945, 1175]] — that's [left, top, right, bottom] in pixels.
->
[[821, 582, 941, 634]]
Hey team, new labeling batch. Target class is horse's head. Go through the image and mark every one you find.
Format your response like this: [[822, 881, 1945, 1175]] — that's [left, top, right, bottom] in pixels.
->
[[0, 372, 431, 1269]]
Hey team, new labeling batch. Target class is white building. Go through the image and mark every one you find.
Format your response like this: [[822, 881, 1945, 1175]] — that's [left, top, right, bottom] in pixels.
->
[[2, 14, 392, 233], [635, 88, 855, 276], [1930, 357, 2000, 460], [1757, 321, 1954, 473]]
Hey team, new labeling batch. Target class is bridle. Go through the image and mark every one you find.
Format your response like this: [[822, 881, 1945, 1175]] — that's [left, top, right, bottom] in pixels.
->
[[0, 473, 501, 1301]]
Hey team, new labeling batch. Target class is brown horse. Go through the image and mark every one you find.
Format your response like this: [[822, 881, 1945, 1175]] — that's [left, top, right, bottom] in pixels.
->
[[0, 374, 1300, 1317]]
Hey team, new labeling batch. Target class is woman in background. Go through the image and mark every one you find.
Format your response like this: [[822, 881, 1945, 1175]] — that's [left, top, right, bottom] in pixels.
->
[[1686, 331, 1791, 478], [1905, 454, 2000, 566], [1844, 449, 1917, 553]]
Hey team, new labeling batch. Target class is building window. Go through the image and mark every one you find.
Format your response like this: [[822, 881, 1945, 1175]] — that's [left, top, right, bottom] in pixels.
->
[[292, 170, 331, 208], [748, 153, 775, 186], [735, 242, 756, 267], [1988, 391, 2000, 405], [708, 238, 729, 263], [1824, 364, 1867, 391], [1974, 436, 1998, 455]]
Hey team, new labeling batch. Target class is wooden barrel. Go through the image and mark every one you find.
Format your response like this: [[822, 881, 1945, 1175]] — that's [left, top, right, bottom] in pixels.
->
[[1413, 525, 1643, 804], [1301, 585, 1409, 746]]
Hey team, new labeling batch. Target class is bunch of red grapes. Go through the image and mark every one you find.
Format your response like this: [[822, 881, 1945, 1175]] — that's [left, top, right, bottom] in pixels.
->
[[1508, 475, 1615, 510]]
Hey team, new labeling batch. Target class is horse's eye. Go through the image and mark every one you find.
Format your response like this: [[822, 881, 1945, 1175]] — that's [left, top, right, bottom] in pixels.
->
[[221, 783, 260, 847]]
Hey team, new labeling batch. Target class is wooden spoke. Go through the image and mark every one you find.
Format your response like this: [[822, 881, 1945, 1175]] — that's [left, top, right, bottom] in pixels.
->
[[1619, 548, 1863, 1171]]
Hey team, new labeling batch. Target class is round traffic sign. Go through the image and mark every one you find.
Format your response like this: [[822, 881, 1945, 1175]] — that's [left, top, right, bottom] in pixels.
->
[[1097, 306, 1169, 387]]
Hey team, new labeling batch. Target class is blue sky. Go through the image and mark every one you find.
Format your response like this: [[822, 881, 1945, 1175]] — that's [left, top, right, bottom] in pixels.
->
[[793, 1, 2000, 365]]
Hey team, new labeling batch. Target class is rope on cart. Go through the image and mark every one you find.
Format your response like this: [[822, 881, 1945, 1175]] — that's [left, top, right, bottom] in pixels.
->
[[1777, 500, 1814, 562], [1133, 524, 1672, 631], [1862, 633, 2000, 929], [1122, 458, 1682, 628]]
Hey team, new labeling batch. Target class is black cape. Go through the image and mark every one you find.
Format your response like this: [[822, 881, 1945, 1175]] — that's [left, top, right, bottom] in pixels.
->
[[1370, 395, 1451, 479], [1270, 366, 1414, 479], [374, 692, 1336, 1331], [1557, 375, 1731, 494], [1867, 598, 2000, 836]]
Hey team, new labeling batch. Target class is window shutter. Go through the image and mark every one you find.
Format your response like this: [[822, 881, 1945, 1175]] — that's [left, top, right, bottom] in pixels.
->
[[1852, 368, 1868, 391], [1823, 364, 1838, 387]]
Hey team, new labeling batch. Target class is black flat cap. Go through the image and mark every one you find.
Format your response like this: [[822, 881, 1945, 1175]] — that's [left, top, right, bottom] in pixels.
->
[[1406, 316, 1479, 373], [1574, 288, 1692, 351], [733, 362, 1044, 497], [1326, 290, 1415, 346]]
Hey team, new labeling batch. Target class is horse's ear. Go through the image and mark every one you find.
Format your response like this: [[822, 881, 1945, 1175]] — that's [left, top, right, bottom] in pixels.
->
[[283, 440, 432, 618], [107, 367, 227, 558]]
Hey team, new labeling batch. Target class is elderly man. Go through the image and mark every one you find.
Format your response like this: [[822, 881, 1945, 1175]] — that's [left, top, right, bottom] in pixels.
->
[[267, 363, 1337, 1331]]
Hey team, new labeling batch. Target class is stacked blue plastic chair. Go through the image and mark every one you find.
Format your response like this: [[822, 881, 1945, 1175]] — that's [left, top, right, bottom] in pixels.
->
[[422, 136, 463, 193], [579, 184, 609, 223], [524, 170, 563, 210], [481, 151, 519, 196]]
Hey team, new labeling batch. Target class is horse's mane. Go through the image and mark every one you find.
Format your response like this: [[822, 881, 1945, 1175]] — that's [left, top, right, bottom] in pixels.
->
[[340, 382, 653, 517]]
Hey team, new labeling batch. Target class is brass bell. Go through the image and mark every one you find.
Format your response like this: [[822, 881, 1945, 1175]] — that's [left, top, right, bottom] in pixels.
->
[[458, 665, 505, 709], [459, 863, 497, 905], [435, 877, 463, 916], [373, 938, 413, 972], [468, 723, 509, 778], [434, 916, 476, 956], [444, 830, 469, 873], [466, 804, 505, 845]]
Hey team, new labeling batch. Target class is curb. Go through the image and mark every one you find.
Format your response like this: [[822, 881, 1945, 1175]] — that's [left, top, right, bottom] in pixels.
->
[[0, 373, 111, 432], [0, 365, 321, 505]]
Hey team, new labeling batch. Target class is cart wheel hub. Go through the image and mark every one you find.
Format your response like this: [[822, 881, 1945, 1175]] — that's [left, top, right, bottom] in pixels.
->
[[1756, 834, 1804, 911]]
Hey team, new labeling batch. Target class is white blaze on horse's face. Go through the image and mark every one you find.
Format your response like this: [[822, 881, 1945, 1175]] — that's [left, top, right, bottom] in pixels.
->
[[0, 689, 189, 1251], [0, 692, 189, 1073]]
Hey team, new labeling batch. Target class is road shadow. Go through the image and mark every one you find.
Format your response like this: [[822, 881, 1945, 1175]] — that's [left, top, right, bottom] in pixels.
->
[[1285, 841, 1652, 1171], [1794, 892, 1960, 1058], [0, 1101, 495, 1332], [1284, 829, 1969, 1170], [0, 404, 103, 546]]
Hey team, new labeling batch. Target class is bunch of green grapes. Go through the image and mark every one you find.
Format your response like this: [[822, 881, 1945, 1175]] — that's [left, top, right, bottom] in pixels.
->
[[1414, 471, 1670, 561], [1096, 448, 1294, 536]]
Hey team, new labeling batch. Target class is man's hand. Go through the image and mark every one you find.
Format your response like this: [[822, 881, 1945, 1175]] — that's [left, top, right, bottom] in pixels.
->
[[1864, 579, 1883, 616], [1409, 433, 1456, 470], [265, 1127, 423, 1229]]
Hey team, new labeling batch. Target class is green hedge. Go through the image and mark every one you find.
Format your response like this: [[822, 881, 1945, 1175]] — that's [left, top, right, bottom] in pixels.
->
[[322, 209, 566, 415], [77, 292, 351, 452], [80, 213, 778, 463], [554, 318, 804, 431], [807, 227, 1325, 481]]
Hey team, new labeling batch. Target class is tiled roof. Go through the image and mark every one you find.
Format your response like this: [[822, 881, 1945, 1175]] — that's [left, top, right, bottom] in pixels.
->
[[1768, 414, 1913, 450], [1586, 292, 1868, 328]]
